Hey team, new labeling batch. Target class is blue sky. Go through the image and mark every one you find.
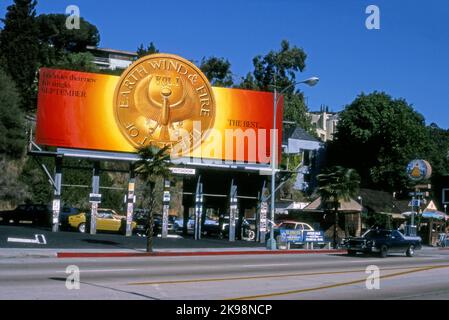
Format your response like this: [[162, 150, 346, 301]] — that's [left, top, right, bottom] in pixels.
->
[[1, 0, 449, 128]]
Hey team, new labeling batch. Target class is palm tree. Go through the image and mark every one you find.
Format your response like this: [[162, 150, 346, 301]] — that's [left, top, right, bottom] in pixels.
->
[[134, 145, 172, 253], [317, 166, 360, 248]]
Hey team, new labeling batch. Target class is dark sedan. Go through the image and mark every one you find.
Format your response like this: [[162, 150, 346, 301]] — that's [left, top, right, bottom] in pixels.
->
[[342, 229, 422, 258], [0, 204, 51, 227]]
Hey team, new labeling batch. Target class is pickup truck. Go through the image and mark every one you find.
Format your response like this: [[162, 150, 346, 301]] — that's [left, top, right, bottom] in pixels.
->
[[342, 229, 422, 258]]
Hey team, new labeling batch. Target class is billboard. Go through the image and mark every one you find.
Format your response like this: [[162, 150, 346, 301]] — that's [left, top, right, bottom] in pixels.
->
[[36, 54, 283, 164]]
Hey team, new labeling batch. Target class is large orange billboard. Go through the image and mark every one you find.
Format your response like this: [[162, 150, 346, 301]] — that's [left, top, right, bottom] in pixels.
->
[[35, 54, 283, 164]]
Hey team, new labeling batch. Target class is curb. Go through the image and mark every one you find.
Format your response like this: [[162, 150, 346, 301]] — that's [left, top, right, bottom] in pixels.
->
[[57, 249, 348, 259]]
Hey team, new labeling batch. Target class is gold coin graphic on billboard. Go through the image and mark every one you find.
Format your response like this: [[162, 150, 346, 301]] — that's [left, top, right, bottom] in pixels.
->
[[114, 54, 216, 154]]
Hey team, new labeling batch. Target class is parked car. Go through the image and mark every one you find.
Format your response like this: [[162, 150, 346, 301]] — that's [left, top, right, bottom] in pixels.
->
[[68, 208, 136, 234], [342, 229, 422, 258], [268, 221, 315, 243], [0, 204, 51, 227], [133, 210, 177, 235], [173, 217, 221, 236], [59, 207, 82, 230], [220, 217, 256, 240], [173, 217, 195, 233]]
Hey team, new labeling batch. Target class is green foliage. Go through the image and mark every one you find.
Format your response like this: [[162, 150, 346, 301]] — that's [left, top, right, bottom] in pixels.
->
[[317, 166, 360, 245], [238, 40, 312, 131], [0, 3, 101, 112], [134, 145, 172, 252], [200, 57, 234, 87], [19, 157, 52, 205], [0, 68, 26, 158], [137, 42, 159, 58], [328, 92, 429, 191], [135, 146, 172, 185], [36, 14, 100, 54], [425, 124, 449, 177], [283, 94, 313, 133], [51, 52, 98, 73], [317, 166, 361, 208], [0, 158, 29, 208], [239, 40, 307, 92], [0, 0, 40, 112]]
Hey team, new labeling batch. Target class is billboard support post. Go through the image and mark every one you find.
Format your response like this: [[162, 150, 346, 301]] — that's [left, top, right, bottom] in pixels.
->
[[125, 166, 136, 237], [257, 181, 269, 244], [229, 181, 238, 242], [52, 156, 63, 232], [162, 179, 171, 239], [90, 162, 100, 235], [194, 177, 203, 240]]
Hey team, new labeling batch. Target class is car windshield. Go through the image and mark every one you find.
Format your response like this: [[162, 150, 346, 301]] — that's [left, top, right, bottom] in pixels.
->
[[279, 223, 297, 230], [363, 230, 391, 239]]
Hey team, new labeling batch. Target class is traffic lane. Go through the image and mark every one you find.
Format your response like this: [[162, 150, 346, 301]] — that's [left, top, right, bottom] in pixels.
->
[[0, 251, 447, 278], [2, 261, 448, 300], [0, 251, 448, 286], [254, 264, 449, 300]]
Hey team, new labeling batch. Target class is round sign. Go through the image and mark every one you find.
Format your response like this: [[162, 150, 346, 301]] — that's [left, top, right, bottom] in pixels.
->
[[406, 160, 432, 181], [114, 53, 216, 152]]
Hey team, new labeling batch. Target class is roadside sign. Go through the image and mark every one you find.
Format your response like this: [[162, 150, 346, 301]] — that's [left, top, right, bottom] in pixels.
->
[[163, 191, 171, 203], [408, 199, 421, 207], [259, 202, 268, 233], [170, 167, 196, 175], [415, 184, 432, 190], [280, 230, 303, 242], [89, 193, 102, 203], [443, 189, 449, 205], [304, 231, 325, 242]]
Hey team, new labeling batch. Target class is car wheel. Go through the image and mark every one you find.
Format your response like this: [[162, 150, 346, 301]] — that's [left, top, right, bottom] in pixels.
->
[[78, 223, 86, 233], [406, 245, 415, 257], [380, 245, 388, 258], [347, 250, 357, 256], [247, 230, 256, 241]]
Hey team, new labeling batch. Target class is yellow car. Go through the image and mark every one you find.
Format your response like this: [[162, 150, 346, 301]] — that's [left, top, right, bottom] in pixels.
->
[[68, 208, 136, 234]]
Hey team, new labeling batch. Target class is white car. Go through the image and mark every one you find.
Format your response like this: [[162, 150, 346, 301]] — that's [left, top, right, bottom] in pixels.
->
[[276, 221, 315, 232]]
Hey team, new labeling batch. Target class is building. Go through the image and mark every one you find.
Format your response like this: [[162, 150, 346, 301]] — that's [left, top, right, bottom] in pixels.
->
[[86, 46, 137, 71], [308, 106, 340, 142], [283, 126, 324, 192]]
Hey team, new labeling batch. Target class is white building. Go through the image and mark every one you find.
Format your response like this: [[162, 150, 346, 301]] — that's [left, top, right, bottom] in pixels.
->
[[308, 107, 340, 142], [283, 126, 324, 191], [86, 46, 137, 71]]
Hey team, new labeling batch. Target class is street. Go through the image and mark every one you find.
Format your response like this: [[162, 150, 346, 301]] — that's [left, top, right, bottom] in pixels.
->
[[1, 249, 449, 300]]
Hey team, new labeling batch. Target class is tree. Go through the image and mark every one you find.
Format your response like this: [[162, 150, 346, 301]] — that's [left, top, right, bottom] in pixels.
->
[[317, 166, 360, 248], [238, 40, 312, 131], [426, 124, 449, 177], [199, 57, 234, 87], [36, 13, 100, 70], [52, 52, 98, 73], [0, 68, 26, 158], [36, 14, 100, 54], [0, 0, 40, 112], [328, 92, 429, 192], [283, 94, 314, 133], [137, 42, 159, 58], [134, 145, 172, 253]]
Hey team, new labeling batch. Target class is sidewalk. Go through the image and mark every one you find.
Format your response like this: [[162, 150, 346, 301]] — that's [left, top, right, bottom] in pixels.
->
[[0, 247, 348, 259]]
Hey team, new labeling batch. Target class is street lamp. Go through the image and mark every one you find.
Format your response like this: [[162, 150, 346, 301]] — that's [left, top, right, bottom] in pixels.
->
[[267, 76, 320, 250]]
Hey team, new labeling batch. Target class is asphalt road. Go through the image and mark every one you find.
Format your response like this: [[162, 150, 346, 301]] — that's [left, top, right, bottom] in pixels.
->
[[1, 249, 449, 300]]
